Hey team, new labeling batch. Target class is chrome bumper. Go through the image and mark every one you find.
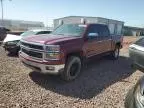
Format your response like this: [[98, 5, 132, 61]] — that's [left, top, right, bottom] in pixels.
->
[[20, 55, 65, 75]]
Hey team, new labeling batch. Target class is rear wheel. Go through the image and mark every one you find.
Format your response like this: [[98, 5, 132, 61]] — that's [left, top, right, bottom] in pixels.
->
[[61, 56, 82, 81], [111, 46, 120, 60]]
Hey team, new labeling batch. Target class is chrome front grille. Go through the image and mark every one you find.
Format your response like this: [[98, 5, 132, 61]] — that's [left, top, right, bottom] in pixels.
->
[[21, 48, 43, 59], [20, 41, 44, 60], [21, 41, 44, 50]]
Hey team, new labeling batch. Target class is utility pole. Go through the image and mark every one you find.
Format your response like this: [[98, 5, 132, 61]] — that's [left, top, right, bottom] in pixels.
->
[[0, 0, 4, 26], [0, 0, 11, 27]]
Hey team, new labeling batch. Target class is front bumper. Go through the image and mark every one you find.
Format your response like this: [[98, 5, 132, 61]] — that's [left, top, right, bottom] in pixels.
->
[[19, 53, 65, 74], [3, 44, 20, 53]]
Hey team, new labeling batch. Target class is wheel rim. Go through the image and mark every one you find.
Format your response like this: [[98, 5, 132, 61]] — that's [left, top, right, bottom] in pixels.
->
[[69, 62, 80, 77], [114, 49, 119, 58]]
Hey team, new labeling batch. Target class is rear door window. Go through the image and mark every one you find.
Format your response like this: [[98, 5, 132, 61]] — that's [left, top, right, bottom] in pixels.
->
[[98, 25, 110, 36], [108, 24, 115, 35], [116, 24, 123, 35]]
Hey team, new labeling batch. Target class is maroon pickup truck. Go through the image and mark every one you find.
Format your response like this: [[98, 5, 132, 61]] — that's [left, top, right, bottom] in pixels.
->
[[19, 24, 123, 81]]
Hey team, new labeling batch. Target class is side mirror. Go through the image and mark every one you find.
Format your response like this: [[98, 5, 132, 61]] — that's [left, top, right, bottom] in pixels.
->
[[88, 33, 99, 38]]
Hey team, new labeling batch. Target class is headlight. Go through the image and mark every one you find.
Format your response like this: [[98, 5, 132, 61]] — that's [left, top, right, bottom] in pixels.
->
[[7, 40, 20, 45], [45, 45, 60, 60], [45, 45, 60, 52], [45, 52, 60, 60]]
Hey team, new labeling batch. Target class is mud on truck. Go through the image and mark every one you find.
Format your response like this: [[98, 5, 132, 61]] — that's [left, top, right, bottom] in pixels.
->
[[19, 17, 124, 81]]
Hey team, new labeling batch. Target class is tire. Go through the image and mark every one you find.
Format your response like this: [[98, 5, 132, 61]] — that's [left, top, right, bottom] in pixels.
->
[[61, 56, 82, 81], [8, 49, 19, 55], [111, 46, 120, 60], [125, 87, 135, 108]]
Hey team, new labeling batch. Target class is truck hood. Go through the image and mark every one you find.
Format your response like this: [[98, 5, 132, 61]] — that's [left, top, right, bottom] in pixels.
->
[[22, 34, 82, 44], [3, 34, 21, 42]]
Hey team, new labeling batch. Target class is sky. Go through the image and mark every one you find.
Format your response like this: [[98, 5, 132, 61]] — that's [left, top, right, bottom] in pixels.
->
[[1, 0, 144, 27]]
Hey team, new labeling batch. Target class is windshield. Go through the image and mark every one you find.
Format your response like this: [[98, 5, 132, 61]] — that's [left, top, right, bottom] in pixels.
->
[[20, 31, 37, 37], [51, 24, 86, 37]]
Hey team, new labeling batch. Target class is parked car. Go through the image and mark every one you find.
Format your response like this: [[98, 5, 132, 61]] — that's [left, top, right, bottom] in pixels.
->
[[19, 23, 123, 81], [125, 76, 144, 108], [0, 27, 10, 42], [129, 37, 144, 71], [3, 29, 52, 54]]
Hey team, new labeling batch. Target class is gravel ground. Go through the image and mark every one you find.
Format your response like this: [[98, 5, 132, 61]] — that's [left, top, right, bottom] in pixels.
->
[[0, 46, 143, 108]]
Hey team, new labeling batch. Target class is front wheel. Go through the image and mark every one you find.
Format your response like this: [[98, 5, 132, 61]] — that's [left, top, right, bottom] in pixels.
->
[[8, 49, 19, 55], [60, 56, 82, 81]]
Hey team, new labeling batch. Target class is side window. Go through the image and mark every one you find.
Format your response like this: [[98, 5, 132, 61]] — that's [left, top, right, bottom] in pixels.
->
[[108, 24, 115, 35], [116, 25, 122, 35], [87, 25, 110, 38], [99, 26, 110, 36], [87, 25, 99, 36], [103, 27, 110, 36]]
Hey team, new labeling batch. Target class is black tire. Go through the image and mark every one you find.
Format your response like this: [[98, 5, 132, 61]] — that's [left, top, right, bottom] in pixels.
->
[[111, 46, 120, 60], [61, 56, 82, 81], [8, 50, 19, 55]]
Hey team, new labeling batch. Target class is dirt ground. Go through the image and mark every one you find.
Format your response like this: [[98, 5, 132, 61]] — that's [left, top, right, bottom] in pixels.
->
[[0, 37, 143, 108]]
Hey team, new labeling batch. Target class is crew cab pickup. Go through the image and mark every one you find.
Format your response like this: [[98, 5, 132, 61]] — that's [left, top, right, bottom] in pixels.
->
[[19, 23, 123, 81]]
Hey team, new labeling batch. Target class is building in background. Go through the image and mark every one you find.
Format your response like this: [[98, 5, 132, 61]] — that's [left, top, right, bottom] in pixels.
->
[[0, 19, 44, 31], [53, 16, 124, 36], [123, 26, 144, 36], [54, 16, 144, 36]]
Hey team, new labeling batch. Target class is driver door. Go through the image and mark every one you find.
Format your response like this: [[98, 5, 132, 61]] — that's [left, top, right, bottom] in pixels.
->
[[84, 24, 104, 58]]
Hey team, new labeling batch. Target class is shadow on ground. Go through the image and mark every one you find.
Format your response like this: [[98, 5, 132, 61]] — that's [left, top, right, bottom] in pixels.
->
[[29, 56, 135, 99]]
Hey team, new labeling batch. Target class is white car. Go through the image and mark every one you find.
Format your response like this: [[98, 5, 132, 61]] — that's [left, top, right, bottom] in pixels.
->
[[3, 29, 52, 54]]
